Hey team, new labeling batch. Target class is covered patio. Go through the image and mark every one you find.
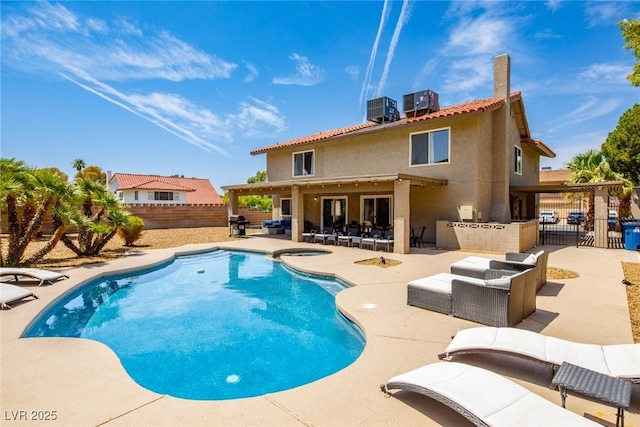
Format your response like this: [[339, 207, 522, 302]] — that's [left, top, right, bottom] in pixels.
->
[[222, 173, 448, 254]]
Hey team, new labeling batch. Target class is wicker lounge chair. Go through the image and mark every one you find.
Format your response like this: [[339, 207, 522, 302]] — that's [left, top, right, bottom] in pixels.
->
[[0, 283, 38, 309], [438, 327, 640, 381], [450, 250, 548, 291], [381, 362, 599, 426], [0, 267, 68, 286], [407, 268, 533, 327]]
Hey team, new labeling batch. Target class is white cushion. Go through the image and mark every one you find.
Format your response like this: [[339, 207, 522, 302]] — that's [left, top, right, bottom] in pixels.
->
[[603, 344, 640, 379], [408, 273, 485, 294], [522, 254, 536, 264]]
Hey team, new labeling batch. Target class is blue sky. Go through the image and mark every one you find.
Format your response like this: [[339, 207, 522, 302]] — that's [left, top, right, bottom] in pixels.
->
[[2, 1, 639, 193]]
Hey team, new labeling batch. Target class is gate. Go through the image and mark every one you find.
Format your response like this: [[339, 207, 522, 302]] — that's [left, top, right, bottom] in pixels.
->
[[538, 198, 622, 248]]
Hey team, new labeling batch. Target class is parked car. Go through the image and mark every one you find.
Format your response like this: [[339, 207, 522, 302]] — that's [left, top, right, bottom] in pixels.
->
[[608, 210, 619, 231], [567, 210, 586, 224], [539, 210, 558, 224]]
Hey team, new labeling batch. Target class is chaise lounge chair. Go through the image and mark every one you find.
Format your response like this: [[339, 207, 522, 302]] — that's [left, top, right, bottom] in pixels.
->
[[0, 283, 38, 309], [437, 327, 640, 381], [0, 267, 68, 286], [381, 361, 599, 426]]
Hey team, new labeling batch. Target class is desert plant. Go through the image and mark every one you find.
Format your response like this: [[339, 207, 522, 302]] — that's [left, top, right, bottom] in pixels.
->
[[117, 215, 145, 246]]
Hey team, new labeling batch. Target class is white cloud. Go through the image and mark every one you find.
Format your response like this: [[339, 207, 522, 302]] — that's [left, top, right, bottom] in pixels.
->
[[584, 2, 627, 27], [272, 53, 324, 86], [578, 63, 631, 84], [446, 15, 513, 56], [244, 61, 259, 83], [344, 65, 359, 81], [546, 96, 620, 135], [2, 2, 237, 82], [236, 98, 286, 137], [545, 0, 563, 12], [1, 2, 243, 155]]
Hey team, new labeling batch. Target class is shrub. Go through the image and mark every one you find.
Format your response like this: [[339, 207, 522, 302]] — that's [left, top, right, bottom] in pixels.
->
[[117, 215, 145, 246]]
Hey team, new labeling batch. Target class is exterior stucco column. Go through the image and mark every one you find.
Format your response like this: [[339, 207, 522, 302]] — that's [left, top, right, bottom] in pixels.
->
[[291, 186, 302, 243], [227, 190, 238, 216], [393, 179, 411, 254], [594, 187, 608, 248]]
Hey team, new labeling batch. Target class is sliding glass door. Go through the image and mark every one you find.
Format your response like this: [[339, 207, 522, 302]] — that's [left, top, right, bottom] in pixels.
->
[[361, 196, 392, 227], [321, 197, 347, 229]]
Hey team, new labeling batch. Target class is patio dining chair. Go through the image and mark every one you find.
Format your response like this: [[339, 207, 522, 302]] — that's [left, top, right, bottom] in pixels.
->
[[411, 226, 426, 248]]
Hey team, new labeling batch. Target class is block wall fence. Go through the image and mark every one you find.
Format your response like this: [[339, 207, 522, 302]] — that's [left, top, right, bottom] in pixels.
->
[[1, 205, 272, 233]]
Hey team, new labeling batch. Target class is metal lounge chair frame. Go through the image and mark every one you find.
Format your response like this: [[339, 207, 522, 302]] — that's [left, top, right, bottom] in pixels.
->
[[0, 283, 38, 309], [0, 267, 68, 287]]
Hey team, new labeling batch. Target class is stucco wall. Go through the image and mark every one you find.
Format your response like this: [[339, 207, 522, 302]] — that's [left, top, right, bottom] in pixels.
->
[[1, 206, 272, 233], [435, 220, 539, 253]]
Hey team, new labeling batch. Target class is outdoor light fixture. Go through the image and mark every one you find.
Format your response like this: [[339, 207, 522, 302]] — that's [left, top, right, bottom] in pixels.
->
[[314, 196, 318, 201]]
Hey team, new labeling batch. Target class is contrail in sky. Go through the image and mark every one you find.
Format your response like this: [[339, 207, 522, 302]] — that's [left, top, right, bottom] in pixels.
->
[[359, 0, 391, 114], [376, 0, 412, 98]]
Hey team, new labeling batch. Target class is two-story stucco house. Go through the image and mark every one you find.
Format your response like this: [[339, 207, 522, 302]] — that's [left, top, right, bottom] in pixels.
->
[[108, 173, 223, 205], [223, 54, 556, 253]]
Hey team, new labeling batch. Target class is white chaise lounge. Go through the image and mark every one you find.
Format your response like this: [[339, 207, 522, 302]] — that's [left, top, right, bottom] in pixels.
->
[[0, 267, 68, 286], [0, 283, 38, 309], [438, 327, 640, 381], [381, 362, 599, 426]]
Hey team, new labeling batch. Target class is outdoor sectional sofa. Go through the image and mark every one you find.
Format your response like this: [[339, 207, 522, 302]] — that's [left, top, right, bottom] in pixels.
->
[[450, 250, 548, 291], [407, 267, 539, 327]]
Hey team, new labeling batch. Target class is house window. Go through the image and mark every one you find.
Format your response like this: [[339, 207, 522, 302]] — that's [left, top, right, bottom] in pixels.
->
[[514, 146, 522, 175], [293, 150, 314, 177], [281, 198, 292, 217], [150, 191, 174, 201], [117, 191, 123, 201], [410, 128, 450, 166], [361, 196, 392, 227], [134, 190, 138, 201]]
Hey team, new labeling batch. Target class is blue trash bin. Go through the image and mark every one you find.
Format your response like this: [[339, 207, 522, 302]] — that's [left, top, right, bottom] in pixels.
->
[[623, 222, 640, 251]]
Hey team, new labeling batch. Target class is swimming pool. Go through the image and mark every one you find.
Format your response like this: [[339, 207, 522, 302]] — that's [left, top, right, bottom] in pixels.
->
[[24, 250, 365, 400]]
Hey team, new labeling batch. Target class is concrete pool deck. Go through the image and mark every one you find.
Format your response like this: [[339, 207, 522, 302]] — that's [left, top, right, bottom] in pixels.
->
[[1, 235, 639, 426]]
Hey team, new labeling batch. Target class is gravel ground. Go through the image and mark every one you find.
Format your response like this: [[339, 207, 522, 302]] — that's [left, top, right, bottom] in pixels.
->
[[3, 227, 638, 342]]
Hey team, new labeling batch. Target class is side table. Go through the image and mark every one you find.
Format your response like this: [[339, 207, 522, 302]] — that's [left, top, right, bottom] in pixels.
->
[[552, 362, 632, 427]]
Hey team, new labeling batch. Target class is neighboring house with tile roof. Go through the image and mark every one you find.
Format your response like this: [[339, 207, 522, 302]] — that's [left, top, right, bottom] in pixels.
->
[[108, 173, 223, 205], [223, 54, 556, 253]]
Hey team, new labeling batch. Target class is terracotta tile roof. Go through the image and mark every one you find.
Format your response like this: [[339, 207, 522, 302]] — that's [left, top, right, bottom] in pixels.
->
[[250, 122, 378, 155], [110, 173, 223, 204], [250, 92, 523, 155]]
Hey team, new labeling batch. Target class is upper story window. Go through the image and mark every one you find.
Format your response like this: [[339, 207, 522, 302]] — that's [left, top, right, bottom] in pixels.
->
[[293, 150, 314, 177], [514, 146, 522, 175], [148, 191, 176, 201], [410, 128, 450, 166]]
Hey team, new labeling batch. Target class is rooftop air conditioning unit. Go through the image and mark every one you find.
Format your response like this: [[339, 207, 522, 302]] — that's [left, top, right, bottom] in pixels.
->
[[366, 96, 398, 124], [403, 90, 440, 117]]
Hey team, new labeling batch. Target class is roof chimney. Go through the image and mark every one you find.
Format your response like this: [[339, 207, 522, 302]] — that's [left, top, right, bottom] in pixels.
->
[[493, 54, 510, 101]]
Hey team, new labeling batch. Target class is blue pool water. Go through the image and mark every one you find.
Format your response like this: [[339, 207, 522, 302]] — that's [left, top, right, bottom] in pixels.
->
[[25, 250, 365, 400]]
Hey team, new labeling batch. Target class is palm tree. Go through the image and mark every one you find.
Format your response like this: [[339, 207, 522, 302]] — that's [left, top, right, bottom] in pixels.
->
[[73, 159, 86, 172], [566, 149, 631, 230], [1, 159, 76, 266], [61, 178, 131, 256]]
